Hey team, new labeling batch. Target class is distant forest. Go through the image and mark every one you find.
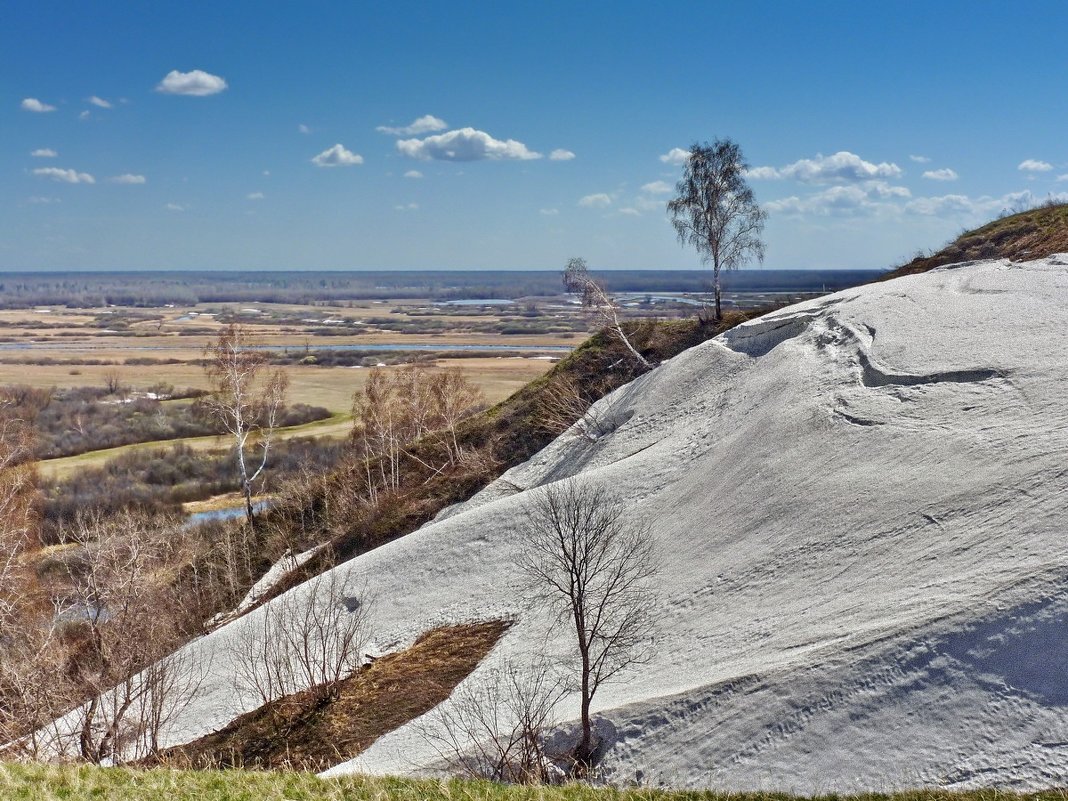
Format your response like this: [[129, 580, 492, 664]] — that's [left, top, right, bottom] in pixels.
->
[[0, 269, 884, 308]]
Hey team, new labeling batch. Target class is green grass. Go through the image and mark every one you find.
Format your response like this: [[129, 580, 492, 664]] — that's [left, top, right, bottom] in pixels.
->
[[2, 764, 1068, 801]]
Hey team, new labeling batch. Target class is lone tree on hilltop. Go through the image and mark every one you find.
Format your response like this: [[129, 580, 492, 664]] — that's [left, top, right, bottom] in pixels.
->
[[667, 139, 767, 320], [202, 324, 289, 527], [563, 257, 650, 370], [517, 479, 657, 772]]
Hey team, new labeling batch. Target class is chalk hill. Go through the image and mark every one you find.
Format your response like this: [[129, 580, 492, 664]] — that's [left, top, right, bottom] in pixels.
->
[[150, 256, 1068, 791]]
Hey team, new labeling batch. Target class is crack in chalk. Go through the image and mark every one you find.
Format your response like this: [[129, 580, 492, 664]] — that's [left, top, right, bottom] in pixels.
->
[[858, 351, 1006, 389]]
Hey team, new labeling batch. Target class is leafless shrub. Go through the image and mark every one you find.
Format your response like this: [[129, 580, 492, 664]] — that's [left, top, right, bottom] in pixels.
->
[[422, 659, 568, 784], [229, 569, 372, 706], [534, 374, 619, 442]]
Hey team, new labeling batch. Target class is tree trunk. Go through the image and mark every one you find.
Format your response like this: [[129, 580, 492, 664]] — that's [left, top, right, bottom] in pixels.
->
[[243, 481, 256, 528], [714, 265, 722, 321]]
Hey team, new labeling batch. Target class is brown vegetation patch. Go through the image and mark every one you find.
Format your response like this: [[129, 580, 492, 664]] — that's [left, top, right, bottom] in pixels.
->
[[157, 620, 511, 771], [881, 202, 1068, 281]]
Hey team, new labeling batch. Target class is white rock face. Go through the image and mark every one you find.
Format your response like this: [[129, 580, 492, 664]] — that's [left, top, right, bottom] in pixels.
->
[[158, 257, 1068, 791]]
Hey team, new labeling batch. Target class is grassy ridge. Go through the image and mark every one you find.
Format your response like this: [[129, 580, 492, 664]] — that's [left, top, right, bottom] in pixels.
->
[[881, 202, 1068, 281], [2, 764, 1067, 801]]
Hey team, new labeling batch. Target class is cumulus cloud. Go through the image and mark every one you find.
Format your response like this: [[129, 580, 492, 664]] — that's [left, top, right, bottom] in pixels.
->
[[659, 147, 690, 165], [619, 207, 641, 216], [765, 181, 908, 216], [922, 168, 958, 181], [165, 203, 185, 212], [906, 189, 1068, 217], [1057, 174, 1068, 182], [578, 193, 612, 208], [21, 98, 56, 113], [109, 174, 146, 184], [396, 127, 541, 161], [549, 149, 576, 161], [1018, 159, 1053, 173], [750, 152, 902, 184], [31, 148, 57, 158], [78, 110, 90, 120], [377, 114, 448, 136], [404, 170, 423, 179], [641, 180, 673, 194], [539, 208, 559, 215], [246, 192, 265, 200], [156, 69, 228, 96], [88, 95, 112, 108], [311, 143, 364, 167], [745, 166, 780, 180], [33, 167, 95, 184], [909, 155, 931, 163]]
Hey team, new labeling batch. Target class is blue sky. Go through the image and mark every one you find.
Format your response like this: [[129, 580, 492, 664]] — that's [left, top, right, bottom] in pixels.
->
[[4, 1, 1068, 271]]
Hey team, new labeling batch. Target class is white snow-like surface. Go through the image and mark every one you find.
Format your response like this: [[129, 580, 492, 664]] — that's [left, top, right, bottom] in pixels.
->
[[146, 258, 1068, 790]]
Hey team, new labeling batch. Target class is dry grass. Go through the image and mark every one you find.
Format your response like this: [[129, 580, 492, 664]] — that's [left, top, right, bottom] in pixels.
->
[[159, 621, 512, 772], [881, 202, 1068, 281]]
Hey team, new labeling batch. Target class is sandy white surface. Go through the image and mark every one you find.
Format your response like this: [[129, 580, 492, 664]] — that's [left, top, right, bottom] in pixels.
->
[[120, 257, 1068, 790]]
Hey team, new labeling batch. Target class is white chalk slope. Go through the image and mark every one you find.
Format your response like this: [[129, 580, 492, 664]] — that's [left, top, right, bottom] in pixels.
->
[[170, 257, 1068, 791]]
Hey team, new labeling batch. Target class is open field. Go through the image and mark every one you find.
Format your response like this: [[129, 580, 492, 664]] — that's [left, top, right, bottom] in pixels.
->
[[32, 356, 553, 479]]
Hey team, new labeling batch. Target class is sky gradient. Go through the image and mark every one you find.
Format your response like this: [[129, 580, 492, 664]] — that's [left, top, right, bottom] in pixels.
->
[[5, 1, 1068, 271]]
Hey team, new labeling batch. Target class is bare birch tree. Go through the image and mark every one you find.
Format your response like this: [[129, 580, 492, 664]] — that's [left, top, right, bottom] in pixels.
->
[[202, 325, 289, 527], [350, 364, 484, 501], [667, 139, 766, 320], [563, 258, 650, 370], [517, 479, 657, 771]]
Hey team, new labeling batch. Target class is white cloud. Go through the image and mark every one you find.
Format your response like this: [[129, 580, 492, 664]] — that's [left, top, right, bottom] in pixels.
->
[[905, 194, 980, 216], [397, 127, 541, 161], [21, 98, 56, 113], [404, 169, 423, 179], [79, 110, 90, 120], [539, 208, 559, 216], [263, 170, 270, 176], [751, 151, 902, 184], [394, 202, 419, 211], [619, 207, 641, 216], [156, 69, 228, 96], [905, 189, 1068, 217], [31, 148, 57, 158], [246, 192, 265, 200], [377, 114, 448, 136], [27, 196, 59, 204], [922, 168, 959, 182], [1018, 159, 1053, 173], [659, 147, 690, 165], [641, 180, 673, 194], [744, 166, 780, 180], [909, 155, 931, 163], [311, 143, 364, 167], [579, 193, 612, 208], [549, 149, 576, 161], [298, 124, 311, 134], [765, 181, 908, 216], [165, 203, 185, 212], [33, 167, 95, 184], [109, 174, 146, 184], [88, 95, 112, 109]]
